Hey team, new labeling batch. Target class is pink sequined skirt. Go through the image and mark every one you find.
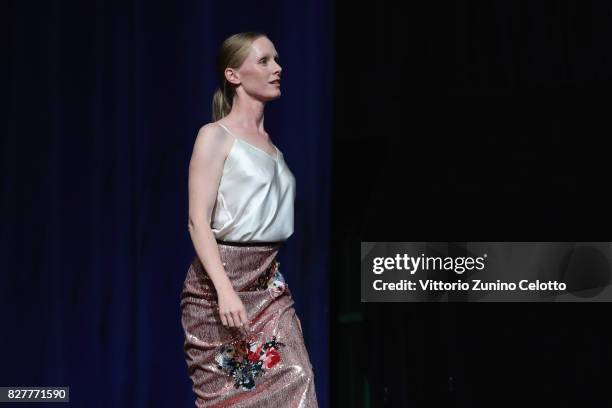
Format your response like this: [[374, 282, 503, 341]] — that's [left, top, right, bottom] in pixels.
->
[[180, 241, 319, 407]]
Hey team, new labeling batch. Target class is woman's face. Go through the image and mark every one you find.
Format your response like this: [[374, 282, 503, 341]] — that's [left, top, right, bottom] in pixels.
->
[[228, 36, 282, 102]]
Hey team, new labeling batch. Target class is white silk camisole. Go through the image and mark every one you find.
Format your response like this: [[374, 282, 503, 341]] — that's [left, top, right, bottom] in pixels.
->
[[210, 123, 296, 243]]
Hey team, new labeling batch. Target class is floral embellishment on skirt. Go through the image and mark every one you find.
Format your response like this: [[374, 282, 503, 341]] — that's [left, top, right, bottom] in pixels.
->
[[215, 336, 286, 390], [266, 265, 286, 294], [244, 260, 286, 293]]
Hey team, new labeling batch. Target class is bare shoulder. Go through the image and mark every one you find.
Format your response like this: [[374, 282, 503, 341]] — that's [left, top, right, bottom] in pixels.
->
[[192, 122, 234, 159]]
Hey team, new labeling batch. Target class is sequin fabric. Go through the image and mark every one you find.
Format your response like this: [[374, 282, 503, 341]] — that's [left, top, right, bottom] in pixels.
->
[[180, 242, 318, 407]]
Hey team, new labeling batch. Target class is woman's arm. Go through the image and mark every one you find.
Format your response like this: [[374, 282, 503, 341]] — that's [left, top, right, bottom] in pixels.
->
[[187, 124, 248, 329]]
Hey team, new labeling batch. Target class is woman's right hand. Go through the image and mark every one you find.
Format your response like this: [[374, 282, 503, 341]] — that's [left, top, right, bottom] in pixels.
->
[[217, 288, 250, 330]]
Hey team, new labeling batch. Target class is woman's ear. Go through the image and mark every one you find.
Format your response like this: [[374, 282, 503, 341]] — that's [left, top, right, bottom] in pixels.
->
[[225, 68, 241, 86]]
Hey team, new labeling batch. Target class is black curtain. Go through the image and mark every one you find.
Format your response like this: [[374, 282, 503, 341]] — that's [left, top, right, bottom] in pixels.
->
[[332, 1, 612, 407]]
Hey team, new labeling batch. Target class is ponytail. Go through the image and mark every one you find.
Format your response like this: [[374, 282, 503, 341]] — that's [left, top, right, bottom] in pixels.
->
[[212, 85, 232, 121]]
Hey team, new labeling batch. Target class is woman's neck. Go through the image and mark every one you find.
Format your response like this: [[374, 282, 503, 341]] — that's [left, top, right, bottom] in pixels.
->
[[225, 97, 266, 134]]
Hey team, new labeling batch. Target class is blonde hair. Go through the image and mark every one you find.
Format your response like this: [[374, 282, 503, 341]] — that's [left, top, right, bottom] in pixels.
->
[[212, 31, 267, 121]]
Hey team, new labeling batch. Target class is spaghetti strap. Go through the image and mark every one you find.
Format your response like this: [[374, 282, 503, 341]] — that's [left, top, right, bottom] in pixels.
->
[[217, 122, 233, 135], [217, 123, 279, 161]]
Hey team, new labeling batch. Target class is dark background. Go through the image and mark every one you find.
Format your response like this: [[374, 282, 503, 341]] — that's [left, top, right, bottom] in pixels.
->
[[2, 0, 331, 407], [332, 1, 612, 407], [4, 0, 612, 407]]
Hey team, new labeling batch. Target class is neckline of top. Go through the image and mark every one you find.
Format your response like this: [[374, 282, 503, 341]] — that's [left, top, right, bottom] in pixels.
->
[[218, 123, 280, 161]]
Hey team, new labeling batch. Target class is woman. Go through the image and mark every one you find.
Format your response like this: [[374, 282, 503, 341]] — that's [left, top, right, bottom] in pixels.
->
[[180, 32, 319, 407]]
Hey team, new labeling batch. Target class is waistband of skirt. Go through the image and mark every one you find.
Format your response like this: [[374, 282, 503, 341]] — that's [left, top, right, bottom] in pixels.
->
[[215, 239, 284, 247]]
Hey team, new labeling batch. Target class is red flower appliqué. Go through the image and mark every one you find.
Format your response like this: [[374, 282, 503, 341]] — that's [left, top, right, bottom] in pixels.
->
[[262, 347, 281, 369], [247, 344, 263, 363]]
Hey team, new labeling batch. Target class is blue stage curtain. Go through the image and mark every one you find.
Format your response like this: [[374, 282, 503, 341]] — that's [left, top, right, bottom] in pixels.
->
[[1, 1, 332, 406]]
